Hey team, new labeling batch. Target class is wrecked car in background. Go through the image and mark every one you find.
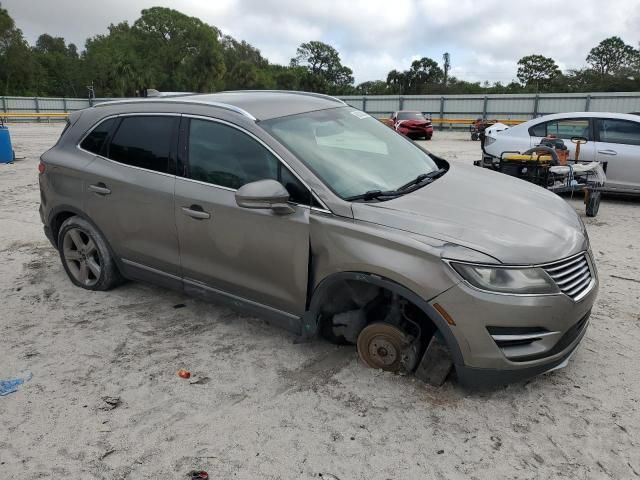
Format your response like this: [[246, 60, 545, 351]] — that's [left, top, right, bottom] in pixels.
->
[[382, 110, 434, 140], [39, 91, 597, 388]]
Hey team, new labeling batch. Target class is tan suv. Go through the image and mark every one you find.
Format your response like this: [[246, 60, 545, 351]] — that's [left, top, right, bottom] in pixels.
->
[[38, 91, 598, 387]]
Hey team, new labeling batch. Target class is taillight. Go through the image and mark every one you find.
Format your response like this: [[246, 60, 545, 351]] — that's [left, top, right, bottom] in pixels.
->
[[38, 161, 45, 174]]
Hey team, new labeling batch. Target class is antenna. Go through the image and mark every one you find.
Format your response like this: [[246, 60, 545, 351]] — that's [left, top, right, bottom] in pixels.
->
[[443, 53, 451, 88]]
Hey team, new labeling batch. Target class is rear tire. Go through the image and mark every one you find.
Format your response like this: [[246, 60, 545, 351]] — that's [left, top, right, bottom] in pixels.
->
[[58, 216, 123, 291]]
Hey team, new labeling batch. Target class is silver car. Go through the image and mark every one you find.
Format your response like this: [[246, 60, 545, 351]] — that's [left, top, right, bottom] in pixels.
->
[[38, 91, 598, 387], [484, 111, 640, 194]]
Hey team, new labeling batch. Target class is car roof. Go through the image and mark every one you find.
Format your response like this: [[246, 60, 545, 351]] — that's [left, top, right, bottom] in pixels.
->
[[529, 111, 640, 122], [95, 90, 346, 121]]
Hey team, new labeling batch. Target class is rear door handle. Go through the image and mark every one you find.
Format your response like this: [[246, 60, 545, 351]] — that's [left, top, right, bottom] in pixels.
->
[[597, 149, 617, 155], [181, 205, 211, 220], [89, 183, 111, 195]]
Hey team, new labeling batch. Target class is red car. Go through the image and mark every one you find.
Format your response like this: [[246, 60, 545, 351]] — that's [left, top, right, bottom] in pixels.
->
[[383, 111, 433, 140]]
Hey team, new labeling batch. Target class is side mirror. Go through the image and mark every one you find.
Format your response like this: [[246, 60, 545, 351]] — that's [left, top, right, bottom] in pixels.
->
[[235, 179, 295, 215]]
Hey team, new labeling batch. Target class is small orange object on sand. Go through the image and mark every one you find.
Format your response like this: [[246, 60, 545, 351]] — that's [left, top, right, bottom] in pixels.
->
[[178, 369, 191, 379]]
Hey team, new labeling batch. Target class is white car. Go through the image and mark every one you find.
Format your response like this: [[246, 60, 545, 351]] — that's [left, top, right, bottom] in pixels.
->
[[484, 112, 640, 194]]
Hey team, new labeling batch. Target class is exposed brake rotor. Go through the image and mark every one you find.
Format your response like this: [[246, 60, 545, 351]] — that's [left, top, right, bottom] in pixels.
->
[[356, 323, 413, 373]]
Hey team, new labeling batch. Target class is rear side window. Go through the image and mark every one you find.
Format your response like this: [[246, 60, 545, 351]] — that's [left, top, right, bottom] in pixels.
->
[[597, 119, 640, 146], [108, 116, 177, 173], [529, 122, 546, 137], [80, 118, 116, 155]]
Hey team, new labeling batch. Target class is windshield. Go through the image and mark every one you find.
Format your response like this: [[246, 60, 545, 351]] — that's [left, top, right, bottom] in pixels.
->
[[261, 107, 440, 199], [397, 112, 426, 121]]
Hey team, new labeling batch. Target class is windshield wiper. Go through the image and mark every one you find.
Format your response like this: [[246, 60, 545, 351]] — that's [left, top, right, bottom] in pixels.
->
[[345, 189, 401, 202], [346, 168, 447, 202], [396, 168, 447, 191]]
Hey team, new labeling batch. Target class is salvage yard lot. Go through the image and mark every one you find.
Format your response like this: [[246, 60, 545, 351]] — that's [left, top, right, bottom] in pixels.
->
[[1, 124, 639, 479]]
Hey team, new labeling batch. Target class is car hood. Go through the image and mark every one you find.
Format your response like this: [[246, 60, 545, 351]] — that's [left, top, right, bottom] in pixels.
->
[[398, 119, 431, 127], [351, 163, 588, 264]]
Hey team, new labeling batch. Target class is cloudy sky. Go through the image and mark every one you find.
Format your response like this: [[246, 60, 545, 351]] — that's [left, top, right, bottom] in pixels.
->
[[4, 0, 640, 85]]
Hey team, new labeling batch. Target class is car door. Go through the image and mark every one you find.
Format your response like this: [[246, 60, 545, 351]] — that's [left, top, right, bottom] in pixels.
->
[[82, 114, 182, 286], [528, 117, 595, 161], [595, 117, 640, 192], [174, 116, 312, 317]]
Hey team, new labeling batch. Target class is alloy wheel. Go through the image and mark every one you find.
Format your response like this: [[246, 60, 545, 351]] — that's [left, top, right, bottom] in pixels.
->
[[62, 227, 101, 287]]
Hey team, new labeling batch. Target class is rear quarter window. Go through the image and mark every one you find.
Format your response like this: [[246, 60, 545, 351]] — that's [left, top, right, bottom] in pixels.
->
[[80, 118, 117, 155], [529, 122, 546, 137]]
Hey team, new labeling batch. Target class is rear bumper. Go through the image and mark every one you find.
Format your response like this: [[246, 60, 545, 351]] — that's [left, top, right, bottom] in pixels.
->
[[43, 225, 56, 248], [40, 203, 56, 248]]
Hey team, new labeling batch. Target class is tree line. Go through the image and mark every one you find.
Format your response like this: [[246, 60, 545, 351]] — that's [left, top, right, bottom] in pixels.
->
[[1, 4, 640, 98]]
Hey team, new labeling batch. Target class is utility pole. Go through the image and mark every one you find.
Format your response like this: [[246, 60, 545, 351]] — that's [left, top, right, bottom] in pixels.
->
[[443, 52, 450, 88]]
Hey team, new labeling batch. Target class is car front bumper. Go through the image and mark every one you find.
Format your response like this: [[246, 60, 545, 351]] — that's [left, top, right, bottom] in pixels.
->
[[399, 126, 433, 138], [430, 269, 598, 387]]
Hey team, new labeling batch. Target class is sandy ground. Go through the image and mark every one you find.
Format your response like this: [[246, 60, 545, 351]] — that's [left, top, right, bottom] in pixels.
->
[[1, 124, 639, 480]]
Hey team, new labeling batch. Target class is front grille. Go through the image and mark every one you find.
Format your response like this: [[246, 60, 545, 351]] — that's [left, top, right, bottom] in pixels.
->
[[543, 253, 593, 300]]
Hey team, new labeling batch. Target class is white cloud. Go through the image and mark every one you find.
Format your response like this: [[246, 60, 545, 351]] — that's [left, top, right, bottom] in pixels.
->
[[3, 0, 640, 84]]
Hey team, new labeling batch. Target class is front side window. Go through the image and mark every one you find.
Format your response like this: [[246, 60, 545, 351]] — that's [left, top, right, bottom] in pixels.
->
[[597, 118, 640, 146], [108, 116, 177, 173], [531, 118, 590, 140], [261, 107, 440, 199], [80, 118, 117, 155], [187, 119, 315, 205], [188, 119, 279, 190]]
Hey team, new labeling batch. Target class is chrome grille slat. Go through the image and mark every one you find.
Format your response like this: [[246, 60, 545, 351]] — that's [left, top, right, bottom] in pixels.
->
[[552, 265, 590, 286], [542, 253, 593, 300], [565, 277, 593, 297], [545, 255, 585, 272], [548, 262, 588, 280]]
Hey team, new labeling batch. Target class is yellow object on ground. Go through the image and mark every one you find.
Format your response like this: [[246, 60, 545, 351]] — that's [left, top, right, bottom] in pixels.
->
[[502, 154, 552, 162]]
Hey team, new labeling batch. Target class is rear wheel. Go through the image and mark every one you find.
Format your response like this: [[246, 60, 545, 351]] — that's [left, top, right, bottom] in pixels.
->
[[58, 216, 123, 291]]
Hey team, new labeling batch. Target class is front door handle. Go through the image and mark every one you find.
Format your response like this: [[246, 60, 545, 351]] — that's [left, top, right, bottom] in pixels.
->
[[181, 205, 211, 220], [597, 149, 617, 155], [89, 183, 111, 195]]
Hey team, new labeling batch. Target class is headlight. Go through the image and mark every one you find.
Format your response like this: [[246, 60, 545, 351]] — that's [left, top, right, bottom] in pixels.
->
[[450, 262, 560, 294], [484, 136, 496, 146]]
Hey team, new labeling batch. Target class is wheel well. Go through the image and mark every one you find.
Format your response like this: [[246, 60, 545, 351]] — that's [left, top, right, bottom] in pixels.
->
[[315, 278, 437, 346], [305, 272, 464, 365], [50, 211, 77, 247]]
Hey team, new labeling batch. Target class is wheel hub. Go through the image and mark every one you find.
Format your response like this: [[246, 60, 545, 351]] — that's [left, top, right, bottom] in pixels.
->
[[368, 337, 397, 366], [357, 323, 411, 372]]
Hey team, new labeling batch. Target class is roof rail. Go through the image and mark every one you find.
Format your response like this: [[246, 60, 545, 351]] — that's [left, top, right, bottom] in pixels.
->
[[93, 98, 257, 121], [220, 90, 347, 105]]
